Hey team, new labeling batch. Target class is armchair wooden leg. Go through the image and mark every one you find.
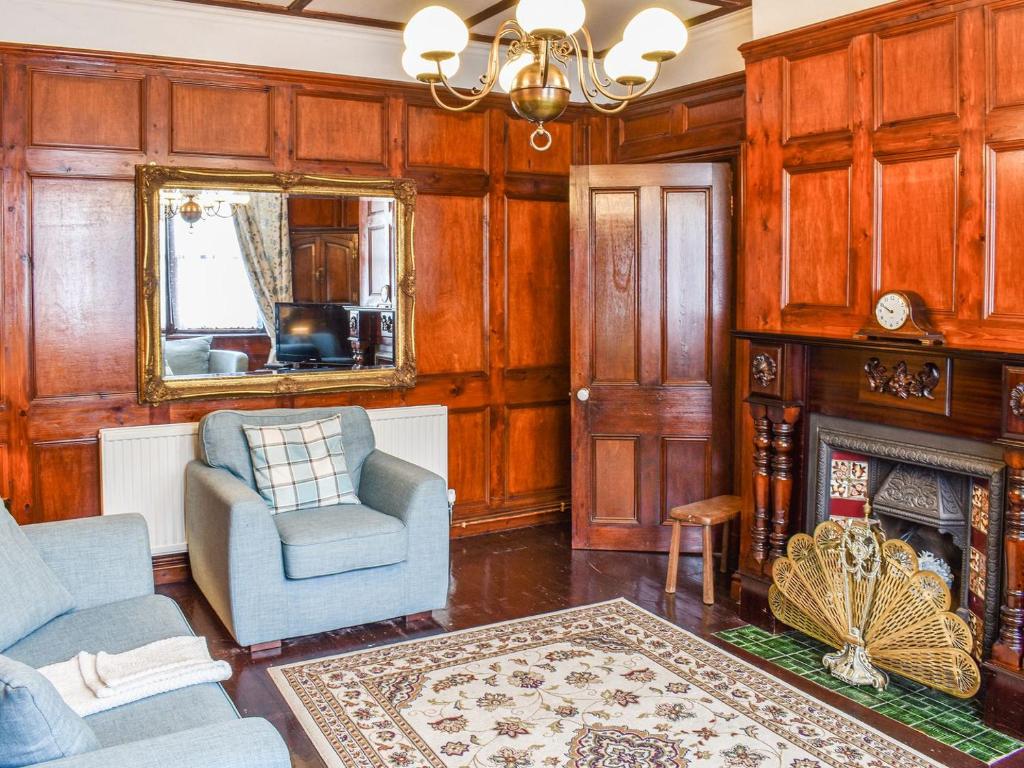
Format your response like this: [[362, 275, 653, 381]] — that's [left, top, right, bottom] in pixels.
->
[[248, 640, 281, 656], [665, 521, 682, 594], [404, 611, 432, 625]]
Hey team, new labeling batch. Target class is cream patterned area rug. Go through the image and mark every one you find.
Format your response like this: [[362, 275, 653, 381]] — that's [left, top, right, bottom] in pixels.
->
[[270, 599, 943, 768]]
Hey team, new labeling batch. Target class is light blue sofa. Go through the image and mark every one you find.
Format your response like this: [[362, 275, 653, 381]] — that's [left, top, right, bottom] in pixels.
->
[[185, 406, 450, 649], [1, 512, 289, 768]]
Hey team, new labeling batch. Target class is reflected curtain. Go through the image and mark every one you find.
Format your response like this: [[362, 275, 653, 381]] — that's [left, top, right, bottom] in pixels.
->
[[233, 192, 292, 362]]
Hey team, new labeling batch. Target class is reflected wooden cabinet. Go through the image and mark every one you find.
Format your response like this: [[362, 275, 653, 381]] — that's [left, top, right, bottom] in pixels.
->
[[291, 231, 359, 303]]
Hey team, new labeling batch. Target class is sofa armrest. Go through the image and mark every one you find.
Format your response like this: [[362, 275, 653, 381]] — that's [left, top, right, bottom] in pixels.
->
[[208, 349, 248, 374], [359, 450, 448, 530], [22, 514, 154, 611], [35, 718, 289, 768]]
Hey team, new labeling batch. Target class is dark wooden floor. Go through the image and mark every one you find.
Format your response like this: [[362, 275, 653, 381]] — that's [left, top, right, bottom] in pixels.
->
[[160, 523, 1021, 768]]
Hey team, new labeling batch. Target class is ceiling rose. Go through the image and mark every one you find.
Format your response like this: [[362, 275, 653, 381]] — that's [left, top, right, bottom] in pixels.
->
[[401, 2, 688, 151]]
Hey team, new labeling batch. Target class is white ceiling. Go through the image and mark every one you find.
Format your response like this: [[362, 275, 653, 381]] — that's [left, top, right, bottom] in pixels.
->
[[289, 0, 732, 51]]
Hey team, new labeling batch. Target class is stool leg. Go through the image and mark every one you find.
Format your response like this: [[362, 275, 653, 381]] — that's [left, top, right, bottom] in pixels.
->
[[720, 518, 730, 573], [702, 523, 714, 605], [665, 521, 682, 594]]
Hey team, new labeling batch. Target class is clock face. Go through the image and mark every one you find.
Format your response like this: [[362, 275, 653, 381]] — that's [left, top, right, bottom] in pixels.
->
[[875, 292, 911, 331]]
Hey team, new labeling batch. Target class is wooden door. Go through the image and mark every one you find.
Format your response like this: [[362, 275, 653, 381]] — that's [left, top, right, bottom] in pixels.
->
[[322, 233, 359, 303], [359, 199, 395, 305], [570, 164, 733, 551], [291, 233, 321, 302]]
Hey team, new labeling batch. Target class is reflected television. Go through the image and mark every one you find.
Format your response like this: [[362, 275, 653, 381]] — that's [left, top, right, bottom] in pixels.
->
[[275, 302, 354, 366]]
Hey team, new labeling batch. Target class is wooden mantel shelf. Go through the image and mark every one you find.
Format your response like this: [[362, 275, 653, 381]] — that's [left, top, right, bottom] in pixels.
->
[[733, 330, 1024, 366]]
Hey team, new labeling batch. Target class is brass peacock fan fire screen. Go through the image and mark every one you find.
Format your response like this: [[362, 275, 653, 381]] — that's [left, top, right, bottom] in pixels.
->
[[769, 503, 981, 698]]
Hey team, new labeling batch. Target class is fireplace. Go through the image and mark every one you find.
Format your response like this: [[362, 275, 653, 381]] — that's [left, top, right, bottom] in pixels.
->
[[806, 415, 1006, 657]]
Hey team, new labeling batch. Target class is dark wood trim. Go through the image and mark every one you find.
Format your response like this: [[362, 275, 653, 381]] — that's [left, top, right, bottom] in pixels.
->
[[631, 71, 746, 110], [465, 0, 518, 28], [286, 0, 313, 9], [153, 552, 190, 585], [452, 503, 570, 538], [688, 6, 747, 28]]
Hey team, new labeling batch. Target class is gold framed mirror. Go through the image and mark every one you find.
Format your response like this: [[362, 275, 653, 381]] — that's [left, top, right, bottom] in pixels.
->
[[135, 165, 416, 404]]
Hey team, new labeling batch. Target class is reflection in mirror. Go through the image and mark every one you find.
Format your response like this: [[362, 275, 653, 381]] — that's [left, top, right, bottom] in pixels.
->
[[158, 189, 398, 380]]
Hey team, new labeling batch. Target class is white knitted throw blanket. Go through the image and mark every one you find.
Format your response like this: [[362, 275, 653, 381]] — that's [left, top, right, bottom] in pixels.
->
[[39, 636, 231, 717]]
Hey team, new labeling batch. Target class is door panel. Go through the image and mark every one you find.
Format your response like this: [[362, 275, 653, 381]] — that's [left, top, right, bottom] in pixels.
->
[[291, 235, 321, 303], [322, 233, 359, 303], [571, 164, 732, 552]]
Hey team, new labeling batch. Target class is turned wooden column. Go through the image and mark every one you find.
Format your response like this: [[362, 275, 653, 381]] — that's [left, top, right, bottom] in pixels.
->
[[768, 405, 801, 563], [993, 450, 1024, 670], [750, 402, 772, 565]]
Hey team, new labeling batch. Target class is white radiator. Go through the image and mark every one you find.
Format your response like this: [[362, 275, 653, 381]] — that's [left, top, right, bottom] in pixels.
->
[[99, 405, 449, 555]]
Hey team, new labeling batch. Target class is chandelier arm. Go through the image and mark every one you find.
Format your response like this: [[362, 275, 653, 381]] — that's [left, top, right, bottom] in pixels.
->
[[435, 21, 525, 103], [570, 30, 662, 103], [429, 81, 489, 112]]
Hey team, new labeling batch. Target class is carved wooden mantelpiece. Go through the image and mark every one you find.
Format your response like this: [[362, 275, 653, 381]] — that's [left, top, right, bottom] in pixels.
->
[[1005, 366, 1024, 440], [859, 352, 951, 416]]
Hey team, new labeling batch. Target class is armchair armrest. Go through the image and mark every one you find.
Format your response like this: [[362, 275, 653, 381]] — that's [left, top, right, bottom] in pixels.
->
[[208, 349, 248, 374], [35, 718, 289, 768], [358, 450, 448, 529], [22, 515, 154, 611], [185, 462, 286, 645]]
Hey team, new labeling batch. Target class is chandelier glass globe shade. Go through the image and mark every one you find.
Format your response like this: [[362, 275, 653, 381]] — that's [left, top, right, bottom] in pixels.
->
[[402, 49, 461, 83], [403, 5, 469, 59], [498, 52, 535, 92], [624, 7, 688, 61], [515, 0, 585, 39], [603, 40, 658, 85]]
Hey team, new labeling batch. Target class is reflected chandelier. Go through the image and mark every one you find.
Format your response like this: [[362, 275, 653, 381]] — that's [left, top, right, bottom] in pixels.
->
[[401, 1, 688, 151]]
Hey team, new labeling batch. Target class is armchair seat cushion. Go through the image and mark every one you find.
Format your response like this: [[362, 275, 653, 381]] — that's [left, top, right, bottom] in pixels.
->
[[274, 504, 407, 580]]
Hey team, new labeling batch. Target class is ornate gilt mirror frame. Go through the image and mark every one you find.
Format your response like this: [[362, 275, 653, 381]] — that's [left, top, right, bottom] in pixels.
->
[[136, 165, 416, 404]]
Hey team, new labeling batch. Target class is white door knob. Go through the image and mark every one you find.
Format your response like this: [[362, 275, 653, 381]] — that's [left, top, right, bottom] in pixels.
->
[[576, 388, 590, 402]]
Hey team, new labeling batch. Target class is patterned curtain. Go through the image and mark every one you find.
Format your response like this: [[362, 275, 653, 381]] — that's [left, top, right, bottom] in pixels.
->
[[233, 192, 292, 362]]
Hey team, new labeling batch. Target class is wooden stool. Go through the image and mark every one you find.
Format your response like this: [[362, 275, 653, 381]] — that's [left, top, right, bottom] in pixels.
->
[[665, 495, 741, 604]]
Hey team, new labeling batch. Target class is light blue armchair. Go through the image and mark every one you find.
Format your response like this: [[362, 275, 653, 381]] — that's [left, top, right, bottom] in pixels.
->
[[1, 512, 289, 768], [185, 406, 450, 650]]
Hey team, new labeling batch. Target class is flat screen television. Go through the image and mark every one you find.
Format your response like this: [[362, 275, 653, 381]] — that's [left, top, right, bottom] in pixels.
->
[[275, 302, 354, 366]]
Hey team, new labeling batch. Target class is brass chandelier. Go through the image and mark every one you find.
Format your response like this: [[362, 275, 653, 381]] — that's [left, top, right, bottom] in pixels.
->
[[401, 1, 688, 151]]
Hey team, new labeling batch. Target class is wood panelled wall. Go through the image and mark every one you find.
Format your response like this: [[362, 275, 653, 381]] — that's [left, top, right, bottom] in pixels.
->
[[0, 44, 612, 534], [738, 0, 1024, 354]]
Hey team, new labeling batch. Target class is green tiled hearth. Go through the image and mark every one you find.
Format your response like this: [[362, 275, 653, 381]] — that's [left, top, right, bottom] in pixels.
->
[[717, 625, 1023, 764]]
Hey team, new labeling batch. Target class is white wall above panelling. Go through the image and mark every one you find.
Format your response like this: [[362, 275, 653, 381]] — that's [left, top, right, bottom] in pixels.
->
[[752, 0, 893, 39], [0, 0, 749, 98]]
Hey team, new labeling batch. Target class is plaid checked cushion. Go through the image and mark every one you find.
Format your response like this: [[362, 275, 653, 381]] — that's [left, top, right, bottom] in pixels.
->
[[242, 415, 360, 513]]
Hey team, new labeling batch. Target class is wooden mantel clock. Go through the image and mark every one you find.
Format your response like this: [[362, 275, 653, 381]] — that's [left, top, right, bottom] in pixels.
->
[[854, 290, 945, 346]]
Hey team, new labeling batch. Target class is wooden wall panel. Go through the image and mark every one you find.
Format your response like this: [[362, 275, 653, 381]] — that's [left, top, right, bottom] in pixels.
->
[[170, 82, 272, 158], [505, 403, 569, 498], [987, 2, 1024, 110], [876, 19, 960, 126], [506, 198, 569, 370], [294, 93, 386, 165], [448, 407, 489, 513], [506, 120, 573, 175], [740, 0, 1024, 352], [30, 70, 143, 150], [405, 105, 487, 171], [875, 152, 958, 313], [785, 48, 852, 139], [31, 178, 136, 398], [0, 43, 594, 535], [31, 440, 99, 524], [784, 166, 852, 309], [987, 146, 1024, 319], [414, 194, 487, 375]]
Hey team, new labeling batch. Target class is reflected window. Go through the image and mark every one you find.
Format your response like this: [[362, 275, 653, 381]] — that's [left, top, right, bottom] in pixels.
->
[[165, 214, 263, 333]]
